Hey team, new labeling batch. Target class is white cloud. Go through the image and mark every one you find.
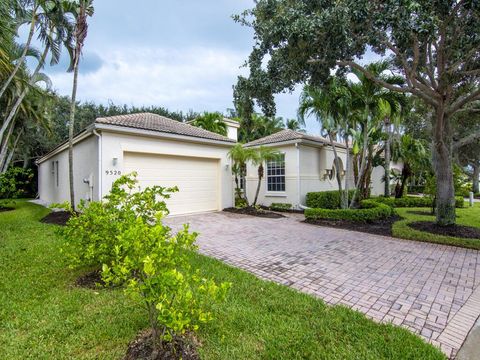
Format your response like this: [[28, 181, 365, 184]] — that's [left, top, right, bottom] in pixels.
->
[[48, 46, 249, 113]]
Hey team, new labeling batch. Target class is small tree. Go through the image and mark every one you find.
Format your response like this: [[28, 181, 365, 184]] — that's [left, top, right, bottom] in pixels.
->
[[228, 144, 255, 204], [191, 112, 228, 136], [61, 174, 230, 354], [251, 146, 281, 206]]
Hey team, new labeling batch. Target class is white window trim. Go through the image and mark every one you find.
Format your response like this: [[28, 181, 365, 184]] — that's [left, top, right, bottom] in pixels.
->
[[265, 153, 286, 193]]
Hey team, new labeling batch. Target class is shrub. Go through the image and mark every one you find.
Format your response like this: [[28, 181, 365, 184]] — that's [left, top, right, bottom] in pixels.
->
[[306, 190, 356, 209], [455, 196, 465, 208], [270, 203, 292, 211], [61, 173, 230, 351], [0, 167, 34, 200], [408, 185, 425, 194], [59, 173, 178, 268], [305, 200, 394, 222], [373, 196, 465, 209]]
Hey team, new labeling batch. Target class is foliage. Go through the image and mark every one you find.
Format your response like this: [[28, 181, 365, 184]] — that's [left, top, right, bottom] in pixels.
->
[[373, 195, 464, 209], [0, 167, 34, 199], [305, 200, 394, 223], [228, 144, 256, 203], [270, 203, 292, 211], [59, 173, 177, 268], [250, 146, 281, 206], [61, 173, 229, 349], [238, 113, 284, 143], [393, 205, 480, 250], [191, 112, 228, 136], [0, 201, 444, 359], [235, 0, 480, 226], [306, 190, 356, 210]]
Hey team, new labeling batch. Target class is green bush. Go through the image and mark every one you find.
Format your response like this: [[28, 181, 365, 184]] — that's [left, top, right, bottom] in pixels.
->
[[408, 185, 425, 194], [59, 173, 178, 268], [270, 203, 292, 211], [373, 196, 465, 209], [306, 190, 356, 209], [305, 200, 394, 222], [61, 173, 230, 351], [0, 167, 34, 200]]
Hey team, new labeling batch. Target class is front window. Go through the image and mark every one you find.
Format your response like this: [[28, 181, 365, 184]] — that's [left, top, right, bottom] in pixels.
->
[[267, 154, 285, 192]]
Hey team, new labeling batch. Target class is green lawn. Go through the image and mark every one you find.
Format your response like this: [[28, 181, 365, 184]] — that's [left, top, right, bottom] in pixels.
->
[[393, 203, 480, 250], [0, 201, 444, 359]]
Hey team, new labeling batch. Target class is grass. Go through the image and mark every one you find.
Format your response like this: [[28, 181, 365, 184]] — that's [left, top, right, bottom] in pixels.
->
[[393, 203, 480, 250], [0, 201, 445, 359]]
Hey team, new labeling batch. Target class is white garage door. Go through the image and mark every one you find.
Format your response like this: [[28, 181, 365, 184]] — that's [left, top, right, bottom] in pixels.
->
[[123, 152, 220, 215]]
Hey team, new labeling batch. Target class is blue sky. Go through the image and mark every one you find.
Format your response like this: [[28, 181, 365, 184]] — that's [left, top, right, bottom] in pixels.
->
[[38, 0, 323, 132]]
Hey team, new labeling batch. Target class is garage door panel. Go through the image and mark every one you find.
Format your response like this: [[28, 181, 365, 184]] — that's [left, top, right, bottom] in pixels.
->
[[123, 152, 220, 215]]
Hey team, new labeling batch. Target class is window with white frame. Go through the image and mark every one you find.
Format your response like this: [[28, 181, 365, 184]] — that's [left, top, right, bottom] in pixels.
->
[[266, 154, 285, 192]]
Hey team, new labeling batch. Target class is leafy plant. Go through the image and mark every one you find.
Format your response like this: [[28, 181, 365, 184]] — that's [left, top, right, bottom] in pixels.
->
[[59, 172, 177, 268], [0, 167, 34, 201], [306, 190, 356, 210], [305, 200, 394, 223], [270, 203, 292, 211], [60, 173, 230, 353]]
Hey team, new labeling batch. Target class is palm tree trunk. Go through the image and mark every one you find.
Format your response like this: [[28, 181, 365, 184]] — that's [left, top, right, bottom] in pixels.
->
[[384, 124, 391, 197], [68, 56, 80, 210], [252, 164, 263, 206], [0, 44, 49, 146], [0, 5, 38, 101], [0, 121, 15, 172], [1, 129, 22, 173], [350, 124, 369, 208], [343, 136, 351, 208], [328, 133, 345, 208]]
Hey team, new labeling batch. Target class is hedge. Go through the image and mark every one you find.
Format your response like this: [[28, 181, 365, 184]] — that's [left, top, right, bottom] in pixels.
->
[[306, 190, 356, 209], [373, 196, 465, 209], [304, 200, 394, 223], [270, 203, 292, 211]]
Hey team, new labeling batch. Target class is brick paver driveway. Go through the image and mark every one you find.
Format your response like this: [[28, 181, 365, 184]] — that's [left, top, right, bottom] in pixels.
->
[[166, 212, 480, 358]]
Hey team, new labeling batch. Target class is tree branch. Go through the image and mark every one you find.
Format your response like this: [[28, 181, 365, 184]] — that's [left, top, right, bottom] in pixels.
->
[[448, 88, 480, 115], [453, 130, 480, 149]]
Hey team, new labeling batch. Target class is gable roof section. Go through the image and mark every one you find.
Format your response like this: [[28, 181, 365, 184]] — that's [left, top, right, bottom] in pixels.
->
[[244, 129, 346, 148], [96, 113, 235, 143]]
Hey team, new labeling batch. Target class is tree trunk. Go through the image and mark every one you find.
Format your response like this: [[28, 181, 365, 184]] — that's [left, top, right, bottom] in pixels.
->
[[328, 132, 345, 208], [0, 5, 38, 101], [68, 55, 81, 210], [0, 120, 15, 172], [350, 124, 369, 208], [432, 109, 456, 226], [343, 137, 351, 208], [472, 164, 479, 194], [252, 164, 263, 206], [0, 44, 49, 146], [384, 123, 391, 197]]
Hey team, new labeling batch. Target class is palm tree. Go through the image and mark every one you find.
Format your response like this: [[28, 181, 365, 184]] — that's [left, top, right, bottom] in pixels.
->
[[285, 118, 305, 132], [191, 112, 227, 136], [238, 113, 284, 143], [251, 146, 281, 206], [67, 0, 94, 209], [227, 144, 255, 203], [392, 134, 428, 198], [298, 78, 353, 208]]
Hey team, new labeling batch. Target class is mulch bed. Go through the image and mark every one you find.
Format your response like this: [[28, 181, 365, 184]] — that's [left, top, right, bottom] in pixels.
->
[[124, 329, 199, 360], [0, 206, 14, 213], [39, 211, 74, 226], [75, 269, 108, 289], [305, 216, 402, 237], [223, 207, 285, 219], [408, 221, 480, 239]]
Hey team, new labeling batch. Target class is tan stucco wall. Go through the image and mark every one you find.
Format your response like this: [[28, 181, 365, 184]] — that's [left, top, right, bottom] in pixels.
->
[[38, 135, 99, 206], [99, 131, 234, 210], [244, 143, 348, 208]]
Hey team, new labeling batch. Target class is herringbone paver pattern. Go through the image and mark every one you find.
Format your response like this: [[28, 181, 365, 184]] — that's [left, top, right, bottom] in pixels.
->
[[166, 212, 480, 358]]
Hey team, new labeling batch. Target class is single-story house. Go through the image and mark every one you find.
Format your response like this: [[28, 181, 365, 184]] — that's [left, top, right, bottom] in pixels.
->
[[242, 129, 351, 208], [37, 113, 390, 214], [37, 113, 238, 215]]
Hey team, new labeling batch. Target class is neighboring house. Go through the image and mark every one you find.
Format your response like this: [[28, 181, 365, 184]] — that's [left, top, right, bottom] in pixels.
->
[[243, 129, 351, 208], [37, 113, 389, 214], [37, 113, 236, 215], [370, 162, 404, 196]]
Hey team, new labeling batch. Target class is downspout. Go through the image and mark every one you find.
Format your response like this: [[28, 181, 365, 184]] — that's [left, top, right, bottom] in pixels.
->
[[93, 129, 102, 200]]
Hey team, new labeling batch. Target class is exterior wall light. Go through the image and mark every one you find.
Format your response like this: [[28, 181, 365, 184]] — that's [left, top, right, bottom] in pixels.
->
[[112, 157, 118, 166]]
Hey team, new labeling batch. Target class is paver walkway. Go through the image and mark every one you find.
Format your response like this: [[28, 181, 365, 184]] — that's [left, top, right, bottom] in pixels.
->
[[166, 212, 480, 358]]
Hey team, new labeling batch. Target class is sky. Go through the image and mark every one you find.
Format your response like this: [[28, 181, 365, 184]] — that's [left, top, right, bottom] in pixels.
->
[[28, 0, 322, 133]]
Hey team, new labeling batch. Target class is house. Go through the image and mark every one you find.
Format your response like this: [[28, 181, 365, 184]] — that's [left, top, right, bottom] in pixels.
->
[[37, 113, 237, 215], [37, 113, 388, 214], [242, 129, 351, 208]]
